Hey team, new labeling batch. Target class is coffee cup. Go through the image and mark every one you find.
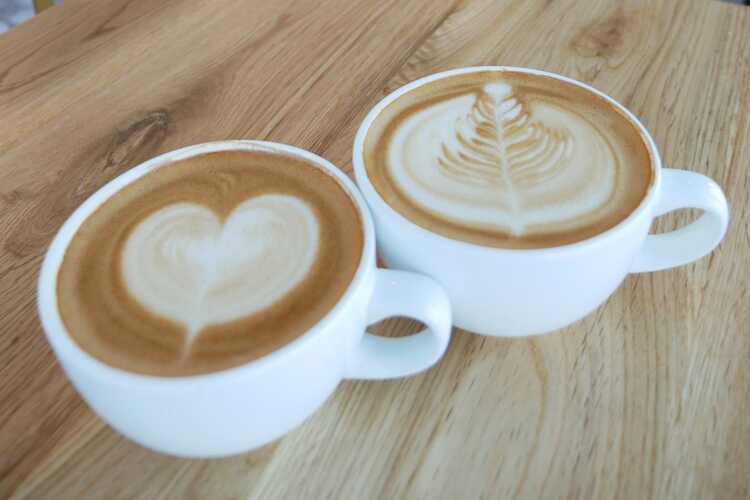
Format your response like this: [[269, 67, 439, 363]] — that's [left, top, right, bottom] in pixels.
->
[[38, 140, 451, 457], [353, 67, 729, 336]]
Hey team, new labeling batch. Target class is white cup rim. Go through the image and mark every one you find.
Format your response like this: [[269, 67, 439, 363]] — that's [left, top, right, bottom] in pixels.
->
[[352, 65, 663, 255], [37, 140, 376, 387]]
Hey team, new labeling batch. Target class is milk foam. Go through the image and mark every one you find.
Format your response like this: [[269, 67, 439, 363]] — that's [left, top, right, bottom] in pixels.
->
[[121, 194, 319, 350], [387, 82, 617, 236]]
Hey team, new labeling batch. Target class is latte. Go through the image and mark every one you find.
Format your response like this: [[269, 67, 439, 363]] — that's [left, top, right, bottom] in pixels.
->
[[362, 70, 653, 248], [57, 149, 364, 376]]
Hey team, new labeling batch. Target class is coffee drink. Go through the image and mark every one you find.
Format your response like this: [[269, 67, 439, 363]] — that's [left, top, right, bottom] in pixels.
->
[[362, 70, 653, 248], [57, 149, 364, 376]]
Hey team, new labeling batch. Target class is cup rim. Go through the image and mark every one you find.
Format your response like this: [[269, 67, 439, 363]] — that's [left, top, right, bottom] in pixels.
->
[[352, 65, 662, 254], [37, 140, 376, 386]]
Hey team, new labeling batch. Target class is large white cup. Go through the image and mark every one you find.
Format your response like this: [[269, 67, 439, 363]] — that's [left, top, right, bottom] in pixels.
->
[[353, 67, 729, 337], [37, 141, 452, 457]]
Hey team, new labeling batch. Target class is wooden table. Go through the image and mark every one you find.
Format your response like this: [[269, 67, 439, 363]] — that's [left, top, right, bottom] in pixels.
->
[[1, 0, 748, 498]]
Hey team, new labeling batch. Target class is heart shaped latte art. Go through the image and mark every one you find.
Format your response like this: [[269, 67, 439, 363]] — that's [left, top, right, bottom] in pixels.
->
[[121, 194, 319, 347]]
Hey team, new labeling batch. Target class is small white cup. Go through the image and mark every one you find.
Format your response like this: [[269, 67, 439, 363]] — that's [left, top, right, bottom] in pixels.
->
[[37, 140, 452, 457], [353, 66, 729, 337]]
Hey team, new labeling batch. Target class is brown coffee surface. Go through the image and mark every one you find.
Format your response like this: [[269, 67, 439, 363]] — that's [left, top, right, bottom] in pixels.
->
[[57, 150, 364, 376], [363, 70, 653, 248]]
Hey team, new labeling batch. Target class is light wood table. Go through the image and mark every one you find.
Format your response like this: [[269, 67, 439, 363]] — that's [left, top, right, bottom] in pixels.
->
[[1, 0, 748, 498]]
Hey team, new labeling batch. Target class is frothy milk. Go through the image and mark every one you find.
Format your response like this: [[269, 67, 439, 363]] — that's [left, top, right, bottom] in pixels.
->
[[121, 195, 319, 351], [57, 149, 364, 376], [363, 70, 653, 248]]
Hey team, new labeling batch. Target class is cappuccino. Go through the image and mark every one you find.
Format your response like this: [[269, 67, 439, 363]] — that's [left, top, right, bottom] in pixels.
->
[[362, 70, 653, 248], [57, 149, 364, 376]]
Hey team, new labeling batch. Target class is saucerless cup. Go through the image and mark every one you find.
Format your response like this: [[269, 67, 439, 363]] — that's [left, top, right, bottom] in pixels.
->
[[38, 141, 452, 457], [354, 67, 729, 337]]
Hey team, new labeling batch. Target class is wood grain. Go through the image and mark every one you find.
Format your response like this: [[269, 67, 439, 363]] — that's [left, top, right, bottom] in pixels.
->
[[0, 0, 748, 498]]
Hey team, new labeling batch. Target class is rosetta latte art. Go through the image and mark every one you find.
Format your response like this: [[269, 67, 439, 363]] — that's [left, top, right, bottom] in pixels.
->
[[121, 194, 319, 353], [388, 82, 618, 236]]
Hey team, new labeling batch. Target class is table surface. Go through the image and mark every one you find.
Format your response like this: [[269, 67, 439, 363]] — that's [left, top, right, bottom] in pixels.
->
[[1, 0, 749, 498]]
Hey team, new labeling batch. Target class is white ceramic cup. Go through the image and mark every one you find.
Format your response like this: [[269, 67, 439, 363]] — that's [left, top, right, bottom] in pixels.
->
[[353, 66, 729, 337], [37, 140, 452, 458]]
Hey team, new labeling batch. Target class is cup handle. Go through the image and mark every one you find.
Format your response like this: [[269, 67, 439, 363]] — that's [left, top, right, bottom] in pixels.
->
[[344, 269, 452, 380], [630, 168, 729, 273]]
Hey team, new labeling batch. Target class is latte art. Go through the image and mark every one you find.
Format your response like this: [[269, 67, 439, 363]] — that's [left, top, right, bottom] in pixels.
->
[[57, 150, 363, 376], [364, 70, 652, 248], [121, 196, 319, 351]]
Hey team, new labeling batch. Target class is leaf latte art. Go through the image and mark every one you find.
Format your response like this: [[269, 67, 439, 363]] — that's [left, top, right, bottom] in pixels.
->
[[389, 82, 619, 236], [364, 71, 653, 248], [121, 195, 319, 352]]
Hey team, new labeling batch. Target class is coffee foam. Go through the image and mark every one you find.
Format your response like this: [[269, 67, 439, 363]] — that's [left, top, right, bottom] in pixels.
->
[[57, 150, 363, 376], [364, 70, 653, 248], [121, 195, 319, 354]]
